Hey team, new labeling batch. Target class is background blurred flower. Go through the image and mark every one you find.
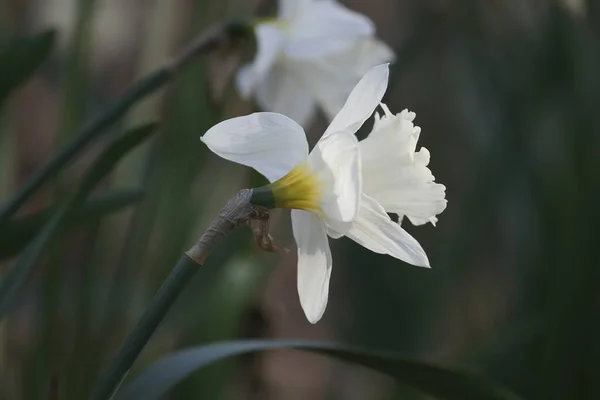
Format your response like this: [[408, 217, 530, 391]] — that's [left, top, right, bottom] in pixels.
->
[[236, 0, 395, 127]]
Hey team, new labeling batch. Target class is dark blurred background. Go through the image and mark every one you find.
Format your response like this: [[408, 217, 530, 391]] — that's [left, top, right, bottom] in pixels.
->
[[0, 0, 599, 399]]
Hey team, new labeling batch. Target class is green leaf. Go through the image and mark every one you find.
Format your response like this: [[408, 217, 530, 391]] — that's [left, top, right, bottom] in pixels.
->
[[0, 122, 157, 317], [0, 189, 145, 260], [0, 19, 250, 233], [0, 30, 56, 105], [116, 340, 522, 400], [0, 69, 169, 230]]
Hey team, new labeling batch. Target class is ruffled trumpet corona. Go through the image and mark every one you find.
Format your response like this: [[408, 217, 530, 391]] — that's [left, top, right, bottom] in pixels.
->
[[201, 64, 446, 323]]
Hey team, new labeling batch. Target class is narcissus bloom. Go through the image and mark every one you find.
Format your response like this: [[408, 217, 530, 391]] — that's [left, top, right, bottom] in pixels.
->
[[204, 64, 387, 323], [202, 64, 446, 323], [237, 0, 394, 127]]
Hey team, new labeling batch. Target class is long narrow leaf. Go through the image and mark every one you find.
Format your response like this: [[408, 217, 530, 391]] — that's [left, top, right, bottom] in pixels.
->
[[0, 70, 168, 229], [0, 20, 249, 230], [0, 189, 145, 260], [0, 122, 157, 317], [0, 30, 56, 105], [116, 340, 522, 400]]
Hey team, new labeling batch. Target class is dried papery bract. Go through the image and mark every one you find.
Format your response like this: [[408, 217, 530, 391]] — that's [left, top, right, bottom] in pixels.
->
[[185, 189, 278, 265]]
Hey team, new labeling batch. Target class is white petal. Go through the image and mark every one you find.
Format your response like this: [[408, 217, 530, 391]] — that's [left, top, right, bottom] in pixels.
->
[[285, 38, 395, 121], [201, 112, 308, 182], [324, 63, 389, 137], [308, 131, 360, 223], [236, 65, 255, 99], [346, 194, 430, 267], [236, 24, 284, 98], [326, 227, 344, 239], [254, 63, 317, 127], [278, 0, 312, 20], [365, 145, 447, 226], [285, 1, 374, 59], [377, 182, 447, 226], [360, 109, 446, 226], [292, 210, 332, 324]]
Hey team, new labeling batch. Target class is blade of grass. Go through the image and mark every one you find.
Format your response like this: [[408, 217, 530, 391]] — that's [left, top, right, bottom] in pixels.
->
[[0, 30, 56, 106], [0, 122, 157, 318], [57, 0, 97, 143], [0, 189, 145, 260], [0, 20, 249, 229]]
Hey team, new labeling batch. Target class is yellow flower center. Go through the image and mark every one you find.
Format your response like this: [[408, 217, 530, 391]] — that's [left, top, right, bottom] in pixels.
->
[[253, 18, 290, 31], [252, 163, 322, 213]]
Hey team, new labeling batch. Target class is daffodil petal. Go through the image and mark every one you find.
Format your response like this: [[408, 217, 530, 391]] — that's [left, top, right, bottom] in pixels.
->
[[309, 131, 360, 223], [286, 38, 395, 121], [326, 227, 344, 239], [324, 63, 389, 137], [285, 1, 374, 59], [366, 147, 447, 226], [201, 112, 308, 182], [346, 194, 430, 267], [376, 183, 447, 227], [254, 64, 317, 127], [278, 0, 312, 20], [292, 210, 332, 324], [236, 24, 284, 97], [313, 39, 395, 120], [236, 65, 256, 99]]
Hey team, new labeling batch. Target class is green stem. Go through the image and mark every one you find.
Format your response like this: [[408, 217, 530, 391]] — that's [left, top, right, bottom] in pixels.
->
[[90, 189, 257, 400], [90, 255, 199, 400], [250, 186, 275, 209]]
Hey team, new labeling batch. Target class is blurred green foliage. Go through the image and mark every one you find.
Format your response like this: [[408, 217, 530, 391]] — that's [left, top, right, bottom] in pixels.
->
[[0, 30, 56, 106]]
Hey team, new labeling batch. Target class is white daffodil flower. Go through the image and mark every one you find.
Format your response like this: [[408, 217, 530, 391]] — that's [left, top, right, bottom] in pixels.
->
[[330, 105, 447, 268], [203, 64, 446, 323], [202, 64, 389, 323], [237, 0, 395, 127]]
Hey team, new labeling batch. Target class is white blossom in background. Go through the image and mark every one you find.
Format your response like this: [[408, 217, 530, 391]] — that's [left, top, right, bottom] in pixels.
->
[[203, 64, 446, 324], [560, 0, 585, 16], [237, 0, 395, 127]]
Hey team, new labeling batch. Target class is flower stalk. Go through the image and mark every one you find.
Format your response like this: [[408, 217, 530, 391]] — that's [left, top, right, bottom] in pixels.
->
[[91, 189, 273, 400]]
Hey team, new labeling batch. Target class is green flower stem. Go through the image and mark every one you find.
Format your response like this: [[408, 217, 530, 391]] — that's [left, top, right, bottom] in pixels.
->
[[249, 186, 275, 209], [91, 255, 198, 400], [0, 20, 250, 230], [90, 189, 260, 400]]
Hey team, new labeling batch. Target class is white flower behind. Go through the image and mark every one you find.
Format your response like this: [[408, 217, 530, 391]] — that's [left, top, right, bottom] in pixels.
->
[[237, 0, 394, 127]]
